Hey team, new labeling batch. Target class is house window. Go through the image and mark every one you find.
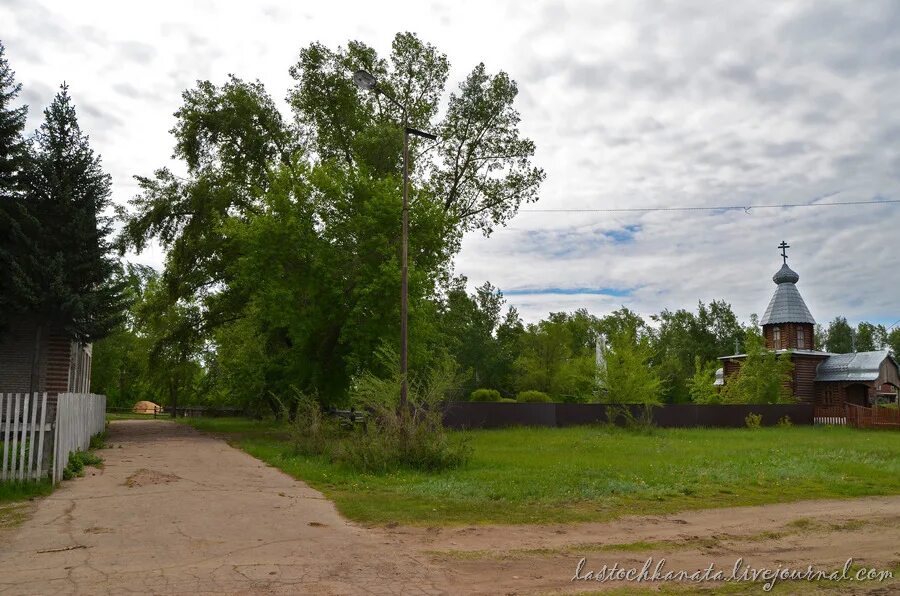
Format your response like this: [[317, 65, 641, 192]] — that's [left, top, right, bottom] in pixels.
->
[[797, 327, 806, 349], [773, 326, 781, 347]]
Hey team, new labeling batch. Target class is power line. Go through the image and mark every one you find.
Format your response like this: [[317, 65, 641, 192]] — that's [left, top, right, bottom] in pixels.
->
[[519, 198, 900, 214]]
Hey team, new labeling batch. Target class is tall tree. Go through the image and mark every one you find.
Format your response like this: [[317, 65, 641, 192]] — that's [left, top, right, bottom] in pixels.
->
[[25, 84, 124, 341], [824, 316, 854, 353], [120, 33, 544, 406], [888, 327, 900, 358], [0, 40, 32, 327], [855, 322, 886, 352], [597, 328, 662, 405], [652, 300, 745, 403]]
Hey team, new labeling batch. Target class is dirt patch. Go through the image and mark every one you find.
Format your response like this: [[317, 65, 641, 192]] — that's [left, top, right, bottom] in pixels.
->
[[124, 468, 181, 488], [379, 497, 900, 593]]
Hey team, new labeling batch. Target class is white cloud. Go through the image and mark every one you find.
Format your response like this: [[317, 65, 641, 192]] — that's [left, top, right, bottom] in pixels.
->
[[3, 0, 898, 328]]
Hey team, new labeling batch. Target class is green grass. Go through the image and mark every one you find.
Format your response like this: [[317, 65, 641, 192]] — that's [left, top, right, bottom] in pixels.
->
[[0, 481, 54, 529], [180, 418, 900, 526]]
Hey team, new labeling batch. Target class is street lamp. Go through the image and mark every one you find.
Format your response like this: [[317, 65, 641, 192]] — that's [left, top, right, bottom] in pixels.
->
[[353, 69, 436, 410]]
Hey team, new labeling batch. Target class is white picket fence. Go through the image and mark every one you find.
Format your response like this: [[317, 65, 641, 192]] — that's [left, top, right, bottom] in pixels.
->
[[0, 393, 51, 481], [0, 392, 106, 483], [53, 393, 106, 483]]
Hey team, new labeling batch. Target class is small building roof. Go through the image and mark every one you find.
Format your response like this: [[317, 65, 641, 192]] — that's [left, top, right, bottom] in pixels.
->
[[760, 264, 816, 325], [815, 349, 894, 382]]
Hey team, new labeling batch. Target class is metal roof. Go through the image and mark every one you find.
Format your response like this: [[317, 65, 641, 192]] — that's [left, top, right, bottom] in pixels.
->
[[760, 264, 816, 325], [815, 350, 893, 382]]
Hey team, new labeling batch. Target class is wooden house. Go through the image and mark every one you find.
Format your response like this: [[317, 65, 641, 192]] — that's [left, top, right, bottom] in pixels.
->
[[0, 314, 92, 396], [717, 245, 900, 407]]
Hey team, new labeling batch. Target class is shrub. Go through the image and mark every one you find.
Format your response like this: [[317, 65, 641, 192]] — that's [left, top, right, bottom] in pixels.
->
[[516, 390, 551, 403], [336, 345, 470, 473], [89, 431, 108, 450], [63, 450, 103, 480], [745, 412, 763, 429], [498, 397, 517, 403], [470, 388, 502, 402], [283, 389, 338, 457], [338, 408, 470, 473], [777, 415, 793, 427]]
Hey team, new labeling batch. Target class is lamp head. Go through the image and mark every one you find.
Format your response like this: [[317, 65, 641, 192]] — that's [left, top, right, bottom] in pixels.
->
[[352, 69, 378, 92]]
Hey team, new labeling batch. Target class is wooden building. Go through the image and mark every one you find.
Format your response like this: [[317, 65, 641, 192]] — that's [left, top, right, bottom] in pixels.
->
[[0, 314, 92, 396], [717, 244, 900, 407]]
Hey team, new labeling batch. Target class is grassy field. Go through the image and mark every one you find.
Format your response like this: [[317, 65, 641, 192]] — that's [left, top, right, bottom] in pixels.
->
[[180, 418, 900, 526]]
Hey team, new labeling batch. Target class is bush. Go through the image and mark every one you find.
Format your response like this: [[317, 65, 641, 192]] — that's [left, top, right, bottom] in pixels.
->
[[777, 415, 793, 427], [337, 408, 470, 473], [283, 389, 339, 457], [745, 412, 763, 429], [470, 388, 502, 402], [63, 450, 103, 480], [89, 431, 108, 450], [516, 390, 551, 403], [261, 346, 472, 474], [498, 397, 517, 403]]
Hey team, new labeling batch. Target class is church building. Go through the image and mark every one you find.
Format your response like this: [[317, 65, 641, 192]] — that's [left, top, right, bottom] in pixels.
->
[[717, 242, 900, 408]]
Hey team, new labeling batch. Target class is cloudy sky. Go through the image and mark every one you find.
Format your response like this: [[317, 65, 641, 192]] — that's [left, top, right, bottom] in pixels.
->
[[3, 0, 898, 327]]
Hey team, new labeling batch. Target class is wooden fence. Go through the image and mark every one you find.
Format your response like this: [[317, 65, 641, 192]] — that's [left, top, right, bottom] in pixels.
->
[[845, 403, 900, 430], [0, 393, 51, 481], [813, 405, 847, 426], [0, 392, 105, 483], [52, 393, 106, 483]]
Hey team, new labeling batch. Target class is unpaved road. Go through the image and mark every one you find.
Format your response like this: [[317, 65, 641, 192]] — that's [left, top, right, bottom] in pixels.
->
[[0, 420, 898, 595]]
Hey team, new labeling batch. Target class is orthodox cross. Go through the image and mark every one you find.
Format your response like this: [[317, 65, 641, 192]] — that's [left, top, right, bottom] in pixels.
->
[[778, 241, 790, 264]]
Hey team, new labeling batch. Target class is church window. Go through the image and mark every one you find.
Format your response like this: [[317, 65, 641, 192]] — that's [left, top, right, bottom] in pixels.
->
[[797, 327, 806, 349], [773, 326, 781, 347]]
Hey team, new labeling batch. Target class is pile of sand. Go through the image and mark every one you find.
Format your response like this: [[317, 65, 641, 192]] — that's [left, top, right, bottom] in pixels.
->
[[132, 401, 161, 414]]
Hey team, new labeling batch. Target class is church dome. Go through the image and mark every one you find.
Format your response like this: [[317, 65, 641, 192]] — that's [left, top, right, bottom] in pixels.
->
[[761, 262, 815, 326], [773, 263, 800, 284]]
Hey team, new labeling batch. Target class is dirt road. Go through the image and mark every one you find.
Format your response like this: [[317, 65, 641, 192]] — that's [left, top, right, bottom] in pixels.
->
[[0, 420, 897, 595], [0, 421, 448, 595]]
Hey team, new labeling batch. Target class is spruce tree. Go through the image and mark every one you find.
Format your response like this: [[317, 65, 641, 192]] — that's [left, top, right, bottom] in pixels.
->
[[26, 83, 124, 341], [0, 40, 33, 327]]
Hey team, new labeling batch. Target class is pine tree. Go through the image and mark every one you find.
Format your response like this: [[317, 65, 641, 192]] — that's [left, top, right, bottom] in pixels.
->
[[0, 40, 33, 326], [25, 83, 124, 341]]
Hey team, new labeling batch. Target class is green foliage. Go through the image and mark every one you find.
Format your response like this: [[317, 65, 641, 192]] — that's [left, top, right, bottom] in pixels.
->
[[889, 328, 900, 358], [515, 390, 551, 403], [824, 316, 854, 353], [62, 449, 103, 480], [469, 388, 501, 402], [777, 415, 793, 428], [443, 279, 521, 398], [514, 311, 599, 400], [855, 321, 887, 352], [90, 264, 164, 408], [283, 389, 336, 457], [21, 84, 125, 341], [652, 300, 746, 403], [0, 40, 32, 327], [721, 329, 794, 404], [118, 33, 543, 411], [744, 413, 763, 429], [89, 431, 108, 450], [687, 357, 722, 404], [597, 328, 662, 405]]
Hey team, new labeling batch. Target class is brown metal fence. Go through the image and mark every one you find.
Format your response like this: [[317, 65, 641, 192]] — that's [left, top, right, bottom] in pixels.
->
[[443, 402, 814, 430]]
